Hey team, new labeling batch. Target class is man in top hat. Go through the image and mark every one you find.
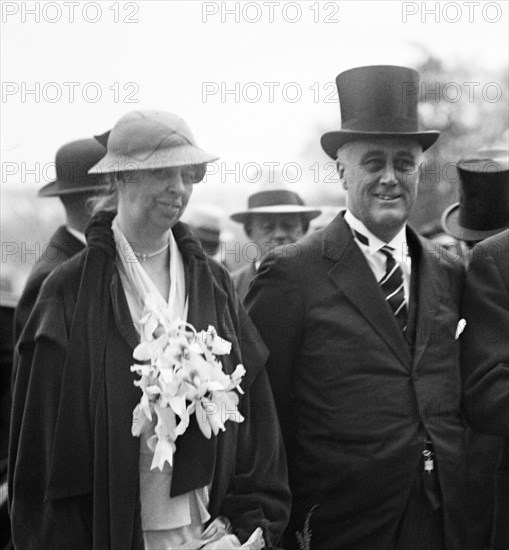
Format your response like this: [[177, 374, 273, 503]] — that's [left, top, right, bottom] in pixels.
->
[[442, 149, 509, 255], [246, 65, 467, 549], [230, 188, 320, 301], [458, 151, 509, 550], [442, 150, 509, 550], [13, 138, 107, 343]]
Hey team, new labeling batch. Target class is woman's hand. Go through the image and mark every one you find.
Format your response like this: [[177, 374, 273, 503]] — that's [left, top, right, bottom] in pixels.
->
[[200, 516, 232, 542], [201, 527, 265, 549]]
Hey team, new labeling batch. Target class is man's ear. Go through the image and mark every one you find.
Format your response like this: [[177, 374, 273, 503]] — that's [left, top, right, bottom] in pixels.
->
[[336, 160, 348, 190]]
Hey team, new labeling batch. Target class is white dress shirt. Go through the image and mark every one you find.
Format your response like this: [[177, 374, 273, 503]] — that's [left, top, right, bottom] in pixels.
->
[[344, 210, 411, 305]]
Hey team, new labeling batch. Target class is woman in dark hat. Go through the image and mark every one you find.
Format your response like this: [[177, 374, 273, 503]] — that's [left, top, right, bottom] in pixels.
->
[[9, 110, 290, 550]]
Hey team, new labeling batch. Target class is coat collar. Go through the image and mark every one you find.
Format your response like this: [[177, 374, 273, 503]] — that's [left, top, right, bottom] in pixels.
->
[[52, 224, 86, 253]]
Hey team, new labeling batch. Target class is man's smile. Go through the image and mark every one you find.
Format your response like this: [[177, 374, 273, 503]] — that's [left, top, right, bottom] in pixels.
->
[[373, 193, 402, 201]]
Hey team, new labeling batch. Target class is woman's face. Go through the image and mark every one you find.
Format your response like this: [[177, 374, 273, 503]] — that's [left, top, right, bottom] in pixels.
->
[[118, 166, 199, 230]]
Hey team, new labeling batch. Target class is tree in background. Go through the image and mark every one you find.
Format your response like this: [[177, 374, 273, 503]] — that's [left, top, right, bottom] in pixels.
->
[[298, 53, 508, 233], [412, 53, 508, 230]]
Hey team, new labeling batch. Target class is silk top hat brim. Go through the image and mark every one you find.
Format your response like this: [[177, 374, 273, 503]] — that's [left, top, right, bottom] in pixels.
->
[[441, 203, 508, 242], [321, 130, 440, 159], [321, 65, 440, 159], [89, 110, 218, 174], [38, 138, 108, 197], [442, 151, 509, 242], [230, 189, 321, 224]]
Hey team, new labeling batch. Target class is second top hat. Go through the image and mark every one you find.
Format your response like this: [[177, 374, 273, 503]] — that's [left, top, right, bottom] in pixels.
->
[[442, 150, 509, 242], [321, 65, 440, 159]]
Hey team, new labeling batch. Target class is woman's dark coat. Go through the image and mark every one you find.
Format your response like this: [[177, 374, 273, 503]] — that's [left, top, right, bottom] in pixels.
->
[[8, 211, 290, 550]]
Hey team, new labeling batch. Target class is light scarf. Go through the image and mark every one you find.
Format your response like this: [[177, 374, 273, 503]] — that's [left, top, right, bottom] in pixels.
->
[[111, 217, 210, 547]]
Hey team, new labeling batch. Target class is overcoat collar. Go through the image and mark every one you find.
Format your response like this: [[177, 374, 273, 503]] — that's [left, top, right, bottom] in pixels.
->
[[52, 224, 86, 254]]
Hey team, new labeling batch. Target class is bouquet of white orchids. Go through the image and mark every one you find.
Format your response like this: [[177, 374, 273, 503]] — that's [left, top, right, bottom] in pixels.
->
[[131, 294, 246, 471]]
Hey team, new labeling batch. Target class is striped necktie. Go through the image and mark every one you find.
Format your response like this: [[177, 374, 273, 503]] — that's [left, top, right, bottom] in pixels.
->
[[354, 231, 408, 331], [379, 245, 408, 331]]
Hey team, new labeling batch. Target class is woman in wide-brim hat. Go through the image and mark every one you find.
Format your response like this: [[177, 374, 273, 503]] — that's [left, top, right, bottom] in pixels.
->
[[9, 110, 290, 550]]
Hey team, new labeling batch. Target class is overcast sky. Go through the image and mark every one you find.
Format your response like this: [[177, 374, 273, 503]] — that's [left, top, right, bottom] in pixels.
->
[[1, 0, 508, 205]]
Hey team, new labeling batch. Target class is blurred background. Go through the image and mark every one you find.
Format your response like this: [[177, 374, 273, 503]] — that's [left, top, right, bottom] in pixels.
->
[[1, 0, 508, 295]]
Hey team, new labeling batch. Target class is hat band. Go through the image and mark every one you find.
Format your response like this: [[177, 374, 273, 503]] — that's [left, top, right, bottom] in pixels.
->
[[341, 116, 419, 133], [248, 190, 304, 209]]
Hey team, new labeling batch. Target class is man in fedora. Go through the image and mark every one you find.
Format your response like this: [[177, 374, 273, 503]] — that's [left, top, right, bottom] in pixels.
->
[[246, 65, 467, 549], [230, 188, 320, 300], [442, 150, 509, 550], [13, 138, 107, 343]]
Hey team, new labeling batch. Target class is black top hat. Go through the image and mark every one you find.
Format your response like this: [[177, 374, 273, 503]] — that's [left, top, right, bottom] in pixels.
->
[[230, 189, 321, 224], [38, 138, 107, 197], [442, 150, 509, 242], [321, 65, 440, 159]]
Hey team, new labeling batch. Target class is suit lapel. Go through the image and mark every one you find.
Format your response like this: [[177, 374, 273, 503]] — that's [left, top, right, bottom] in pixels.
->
[[324, 215, 412, 368], [407, 231, 440, 368]]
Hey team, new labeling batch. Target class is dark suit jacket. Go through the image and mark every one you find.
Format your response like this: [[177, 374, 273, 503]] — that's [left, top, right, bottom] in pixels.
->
[[14, 225, 85, 342], [232, 262, 257, 302], [461, 229, 509, 550], [246, 214, 466, 550]]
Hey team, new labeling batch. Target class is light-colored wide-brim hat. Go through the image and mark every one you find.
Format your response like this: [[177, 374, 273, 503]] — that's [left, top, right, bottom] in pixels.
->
[[230, 189, 322, 224], [89, 110, 218, 174]]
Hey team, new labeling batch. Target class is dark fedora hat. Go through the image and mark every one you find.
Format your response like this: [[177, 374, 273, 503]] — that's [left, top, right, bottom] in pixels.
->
[[38, 138, 108, 197], [230, 189, 321, 224], [321, 65, 440, 159], [442, 150, 509, 242]]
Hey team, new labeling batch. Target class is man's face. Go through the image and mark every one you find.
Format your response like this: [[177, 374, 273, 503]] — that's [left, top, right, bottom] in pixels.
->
[[337, 138, 423, 242], [247, 213, 307, 260]]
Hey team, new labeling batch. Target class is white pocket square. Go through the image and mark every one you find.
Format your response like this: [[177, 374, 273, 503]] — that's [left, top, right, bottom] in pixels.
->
[[455, 318, 467, 339]]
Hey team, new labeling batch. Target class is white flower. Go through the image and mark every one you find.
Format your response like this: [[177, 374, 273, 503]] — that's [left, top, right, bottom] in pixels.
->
[[130, 312, 246, 471]]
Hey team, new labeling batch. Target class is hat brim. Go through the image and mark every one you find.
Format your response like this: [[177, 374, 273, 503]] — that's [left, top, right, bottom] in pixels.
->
[[320, 130, 440, 159], [88, 145, 218, 174], [441, 203, 509, 242], [231, 205, 322, 224], [38, 180, 108, 197]]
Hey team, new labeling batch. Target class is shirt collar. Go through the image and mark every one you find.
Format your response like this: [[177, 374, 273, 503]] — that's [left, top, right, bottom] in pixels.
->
[[66, 225, 87, 244], [344, 210, 408, 262]]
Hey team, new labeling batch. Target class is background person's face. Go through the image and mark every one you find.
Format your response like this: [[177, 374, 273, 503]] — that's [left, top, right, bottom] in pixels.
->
[[247, 213, 307, 260], [338, 139, 423, 242], [119, 166, 199, 231]]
